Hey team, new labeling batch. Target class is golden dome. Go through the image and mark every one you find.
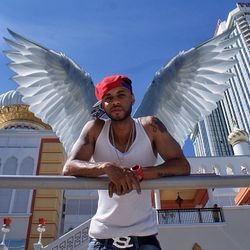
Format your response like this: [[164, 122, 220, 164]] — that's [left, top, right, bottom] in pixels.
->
[[0, 90, 51, 130]]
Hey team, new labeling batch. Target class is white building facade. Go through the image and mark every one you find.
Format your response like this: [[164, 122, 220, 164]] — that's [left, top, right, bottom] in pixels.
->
[[0, 90, 55, 249]]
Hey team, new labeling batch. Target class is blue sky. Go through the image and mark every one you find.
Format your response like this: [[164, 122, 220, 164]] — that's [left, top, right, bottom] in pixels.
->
[[0, 0, 239, 156]]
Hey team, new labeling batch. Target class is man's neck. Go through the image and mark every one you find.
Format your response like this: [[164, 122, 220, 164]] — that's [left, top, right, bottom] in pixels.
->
[[110, 117, 134, 145]]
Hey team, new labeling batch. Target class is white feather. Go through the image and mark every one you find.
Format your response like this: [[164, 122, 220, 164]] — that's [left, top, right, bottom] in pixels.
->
[[4, 29, 96, 154], [134, 27, 239, 146]]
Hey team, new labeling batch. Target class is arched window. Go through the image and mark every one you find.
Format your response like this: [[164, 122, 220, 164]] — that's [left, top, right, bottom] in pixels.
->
[[0, 157, 18, 213], [3, 157, 18, 175], [226, 165, 234, 175], [19, 157, 34, 175], [12, 157, 34, 213]]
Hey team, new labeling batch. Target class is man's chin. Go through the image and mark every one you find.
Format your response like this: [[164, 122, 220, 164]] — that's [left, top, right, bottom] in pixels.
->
[[106, 107, 132, 121], [110, 115, 126, 121], [108, 113, 131, 121]]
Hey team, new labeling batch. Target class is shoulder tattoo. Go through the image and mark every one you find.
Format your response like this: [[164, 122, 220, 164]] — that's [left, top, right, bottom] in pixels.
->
[[81, 130, 90, 145], [151, 117, 167, 133]]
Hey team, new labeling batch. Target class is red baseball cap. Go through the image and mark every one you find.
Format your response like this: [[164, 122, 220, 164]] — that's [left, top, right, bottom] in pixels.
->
[[95, 75, 132, 100]]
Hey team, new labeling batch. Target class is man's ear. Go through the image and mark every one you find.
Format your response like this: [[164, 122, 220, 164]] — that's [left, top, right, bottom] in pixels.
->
[[131, 95, 135, 105], [101, 101, 104, 109]]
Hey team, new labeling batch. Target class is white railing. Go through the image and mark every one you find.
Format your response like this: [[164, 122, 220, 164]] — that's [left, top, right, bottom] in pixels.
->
[[187, 155, 250, 175], [1, 154, 250, 250], [0, 174, 250, 190], [34, 220, 91, 250]]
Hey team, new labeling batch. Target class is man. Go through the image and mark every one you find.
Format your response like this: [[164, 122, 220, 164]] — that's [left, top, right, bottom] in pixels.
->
[[63, 75, 190, 250]]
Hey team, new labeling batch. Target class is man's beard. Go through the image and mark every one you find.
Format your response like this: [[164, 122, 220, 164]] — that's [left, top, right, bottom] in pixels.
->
[[107, 106, 132, 121]]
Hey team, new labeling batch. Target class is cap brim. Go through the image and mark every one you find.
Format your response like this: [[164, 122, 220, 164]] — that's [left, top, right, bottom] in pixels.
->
[[91, 100, 106, 118], [92, 100, 102, 108]]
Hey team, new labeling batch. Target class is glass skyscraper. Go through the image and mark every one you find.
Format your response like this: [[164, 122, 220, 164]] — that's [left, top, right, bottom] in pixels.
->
[[192, 3, 250, 156]]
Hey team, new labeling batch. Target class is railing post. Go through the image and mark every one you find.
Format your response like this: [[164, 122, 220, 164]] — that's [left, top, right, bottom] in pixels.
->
[[198, 208, 203, 223], [0, 244, 8, 250], [154, 190, 161, 224], [220, 208, 225, 222], [33, 243, 43, 250], [177, 209, 181, 224]]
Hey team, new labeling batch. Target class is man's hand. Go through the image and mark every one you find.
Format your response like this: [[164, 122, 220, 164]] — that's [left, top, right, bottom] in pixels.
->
[[102, 163, 141, 197]]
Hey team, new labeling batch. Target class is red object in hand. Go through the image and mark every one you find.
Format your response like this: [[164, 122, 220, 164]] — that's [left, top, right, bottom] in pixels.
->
[[131, 164, 144, 181], [39, 218, 46, 225], [3, 218, 12, 226]]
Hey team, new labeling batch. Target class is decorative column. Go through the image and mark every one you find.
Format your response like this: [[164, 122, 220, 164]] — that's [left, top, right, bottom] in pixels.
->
[[229, 125, 250, 206], [228, 127, 250, 156]]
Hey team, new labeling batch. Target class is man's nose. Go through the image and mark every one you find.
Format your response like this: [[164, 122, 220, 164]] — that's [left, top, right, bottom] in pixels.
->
[[111, 96, 120, 105]]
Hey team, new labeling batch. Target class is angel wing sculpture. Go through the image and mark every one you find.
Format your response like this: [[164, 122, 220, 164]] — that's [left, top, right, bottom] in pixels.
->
[[3, 28, 239, 154]]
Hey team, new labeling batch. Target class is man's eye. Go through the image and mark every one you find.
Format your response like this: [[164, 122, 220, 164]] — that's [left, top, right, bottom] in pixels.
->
[[105, 97, 112, 102]]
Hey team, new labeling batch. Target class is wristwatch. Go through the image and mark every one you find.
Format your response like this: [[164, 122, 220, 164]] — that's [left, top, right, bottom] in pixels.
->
[[131, 164, 144, 181]]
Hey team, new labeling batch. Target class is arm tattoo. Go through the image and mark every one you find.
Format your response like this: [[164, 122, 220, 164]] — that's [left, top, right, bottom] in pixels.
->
[[151, 117, 167, 133]]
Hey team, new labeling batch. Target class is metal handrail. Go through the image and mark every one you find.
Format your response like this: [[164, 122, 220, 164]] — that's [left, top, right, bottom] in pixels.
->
[[157, 207, 224, 224], [0, 175, 250, 190]]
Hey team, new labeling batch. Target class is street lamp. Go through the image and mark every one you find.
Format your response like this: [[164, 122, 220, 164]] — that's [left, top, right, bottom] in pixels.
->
[[0, 218, 12, 249], [37, 218, 46, 246]]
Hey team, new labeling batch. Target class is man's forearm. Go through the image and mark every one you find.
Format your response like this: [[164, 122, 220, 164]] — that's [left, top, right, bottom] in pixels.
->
[[143, 158, 190, 180], [62, 160, 107, 177], [63, 160, 142, 196]]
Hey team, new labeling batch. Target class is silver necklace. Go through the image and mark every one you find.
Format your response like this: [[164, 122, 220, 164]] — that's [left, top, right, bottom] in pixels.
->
[[110, 121, 135, 164]]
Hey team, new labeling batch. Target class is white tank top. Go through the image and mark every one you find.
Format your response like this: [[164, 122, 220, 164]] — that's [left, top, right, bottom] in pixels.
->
[[89, 118, 157, 239]]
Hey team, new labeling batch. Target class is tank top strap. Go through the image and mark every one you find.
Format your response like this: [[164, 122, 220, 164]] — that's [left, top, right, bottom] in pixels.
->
[[99, 119, 111, 139], [133, 118, 150, 142]]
